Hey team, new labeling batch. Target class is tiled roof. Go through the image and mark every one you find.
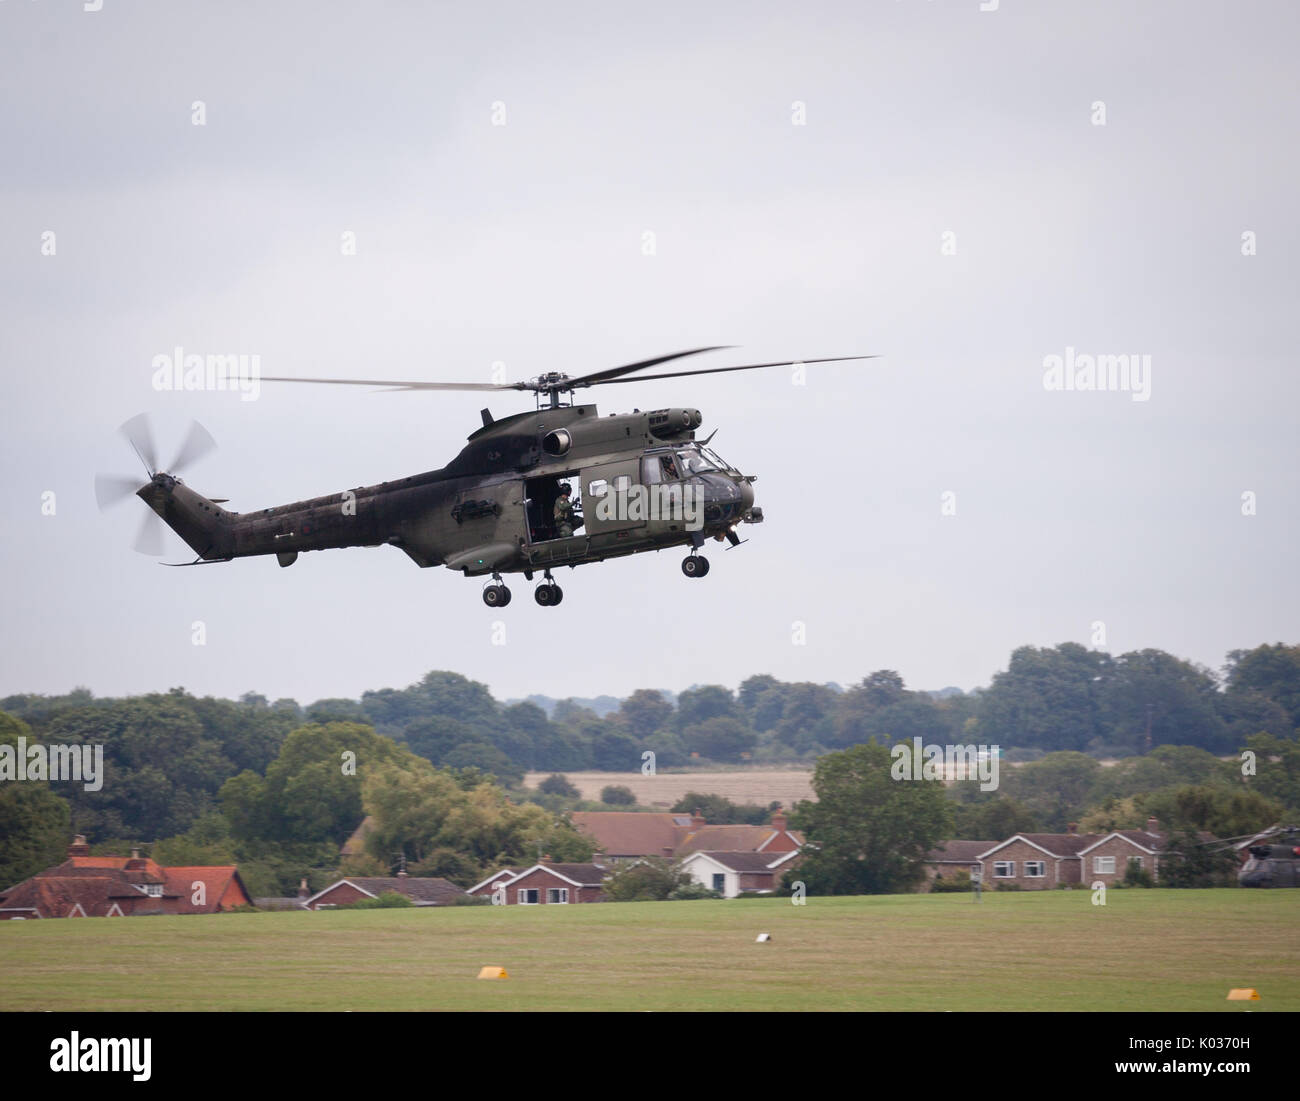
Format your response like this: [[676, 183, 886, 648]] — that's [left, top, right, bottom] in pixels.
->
[[571, 812, 803, 859], [0, 876, 136, 917], [505, 863, 608, 887], [686, 851, 789, 873], [343, 877, 466, 904], [163, 867, 249, 912], [569, 812, 695, 856], [677, 825, 774, 855], [1005, 833, 1102, 857]]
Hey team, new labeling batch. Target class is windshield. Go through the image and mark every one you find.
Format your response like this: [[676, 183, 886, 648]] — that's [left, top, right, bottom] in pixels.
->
[[675, 446, 731, 476]]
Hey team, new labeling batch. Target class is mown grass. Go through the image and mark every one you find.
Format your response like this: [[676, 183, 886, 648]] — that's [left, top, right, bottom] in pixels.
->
[[1, 889, 1296, 1011]]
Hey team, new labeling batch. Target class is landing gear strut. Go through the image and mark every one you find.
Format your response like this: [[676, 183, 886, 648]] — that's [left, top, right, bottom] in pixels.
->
[[482, 573, 512, 607], [682, 554, 710, 578], [534, 569, 564, 606]]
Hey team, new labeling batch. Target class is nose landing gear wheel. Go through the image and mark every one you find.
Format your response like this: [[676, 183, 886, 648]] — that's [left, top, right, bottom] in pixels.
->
[[535, 582, 563, 606], [483, 584, 511, 608], [682, 554, 709, 578]]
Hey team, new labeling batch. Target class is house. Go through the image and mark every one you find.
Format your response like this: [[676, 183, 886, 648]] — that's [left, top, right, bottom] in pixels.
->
[[1076, 818, 1212, 885], [970, 818, 1201, 889], [922, 840, 998, 890], [0, 836, 252, 919], [302, 874, 466, 909], [465, 868, 520, 899], [569, 808, 802, 863], [495, 862, 608, 904], [976, 830, 1101, 889], [568, 811, 698, 862], [677, 849, 801, 898]]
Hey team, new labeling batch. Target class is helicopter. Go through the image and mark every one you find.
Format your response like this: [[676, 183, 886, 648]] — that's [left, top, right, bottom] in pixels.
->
[[1234, 825, 1300, 888], [96, 348, 874, 607]]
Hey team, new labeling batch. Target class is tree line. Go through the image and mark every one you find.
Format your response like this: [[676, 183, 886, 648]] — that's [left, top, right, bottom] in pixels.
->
[[1, 641, 1295, 895]]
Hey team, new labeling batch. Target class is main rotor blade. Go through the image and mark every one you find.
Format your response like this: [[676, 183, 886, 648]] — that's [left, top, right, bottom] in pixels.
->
[[95, 473, 145, 512], [260, 375, 516, 392], [168, 420, 217, 474], [590, 354, 879, 386], [563, 347, 733, 389], [119, 413, 158, 475], [133, 510, 164, 557]]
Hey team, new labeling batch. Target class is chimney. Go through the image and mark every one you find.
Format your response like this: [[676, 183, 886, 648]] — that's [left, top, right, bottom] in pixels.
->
[[1146, 816, 1159, 834], [692, 807, 706, 828], [68, 834, 90, 857], [297, 877, 310, 899], [772, 807, 787, 832], [131, 847, 140, 860], [593, 852, 605, 867], [1067, 822, 1077, 835]]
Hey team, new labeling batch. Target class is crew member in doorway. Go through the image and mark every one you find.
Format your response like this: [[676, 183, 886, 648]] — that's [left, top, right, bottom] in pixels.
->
[[554, 483, 576, 537]]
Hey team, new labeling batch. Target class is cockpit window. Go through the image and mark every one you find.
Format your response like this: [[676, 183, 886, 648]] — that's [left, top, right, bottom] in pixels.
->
[[675, 447, 721, 475]]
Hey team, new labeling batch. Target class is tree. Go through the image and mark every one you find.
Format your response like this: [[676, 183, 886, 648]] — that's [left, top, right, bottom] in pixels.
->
[[949, 794, 1038, 839], [675, 686, 738, 730], [615, 690, 674, 742], [1160, 828, 1238, 887], [999, 751, 1102, 832], [670, 792, 775, 825], [600, 785, 636, 805], [788, 742, 951, 895], [1139, 784, 1284, 840], [1244, 733, 1300, 815], [0, 713, 72, 887], [1102, 650, 1229, 754], [538, 774, 579, 798], [1224, 644, 1300, 733], [771, 683, 837, 753], [975, 644, 1110, 753], [603, 857, 702, 901], [687, 716, 756, 762]]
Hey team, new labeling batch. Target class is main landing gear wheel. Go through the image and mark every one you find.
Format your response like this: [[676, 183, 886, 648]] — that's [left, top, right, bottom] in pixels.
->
[[682, 554, 710, 578], [483, 584, 511, 607], [534, 582, 563, 606]]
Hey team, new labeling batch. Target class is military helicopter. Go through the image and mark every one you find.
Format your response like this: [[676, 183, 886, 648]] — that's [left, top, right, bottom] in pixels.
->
[[96, 348, 873, 606], [1234, 825, 1300, 888]]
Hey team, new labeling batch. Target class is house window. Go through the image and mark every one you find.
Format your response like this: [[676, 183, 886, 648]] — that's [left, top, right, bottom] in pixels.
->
[[993, 861, 1015, 878], [712, 874, 726, 891], [517, 888, 539, 905], [1024, 861, 1045, 878], [1128, 856, 1143, 869], [1094, 856, 1116, 874], [546, 888, 569, 904], [144, 885, 163, 897]]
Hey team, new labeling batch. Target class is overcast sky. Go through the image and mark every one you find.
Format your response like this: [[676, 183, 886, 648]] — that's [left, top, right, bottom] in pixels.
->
[[2, 1, 1296, 708]]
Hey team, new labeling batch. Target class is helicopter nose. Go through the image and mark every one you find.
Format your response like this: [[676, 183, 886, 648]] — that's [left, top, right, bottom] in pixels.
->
[[696, 473, 748, 526], [738, 478, 755, 513]]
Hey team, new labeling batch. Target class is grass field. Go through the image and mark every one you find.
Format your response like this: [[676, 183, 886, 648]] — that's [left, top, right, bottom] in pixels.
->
[[2, 890, 1296, 1012]]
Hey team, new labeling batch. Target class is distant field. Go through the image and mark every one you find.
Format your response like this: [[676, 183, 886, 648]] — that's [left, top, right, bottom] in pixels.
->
[[523, 768, 815, 807], [2, 891, 1296, 1012]]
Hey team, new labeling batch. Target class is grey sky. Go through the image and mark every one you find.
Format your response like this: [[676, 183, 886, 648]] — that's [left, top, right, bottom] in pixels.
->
[[2, 1, 1296, 707]]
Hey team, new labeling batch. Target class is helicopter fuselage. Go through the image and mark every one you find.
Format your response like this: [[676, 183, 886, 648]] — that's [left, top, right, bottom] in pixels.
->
[[136, 403, 761, 591]]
